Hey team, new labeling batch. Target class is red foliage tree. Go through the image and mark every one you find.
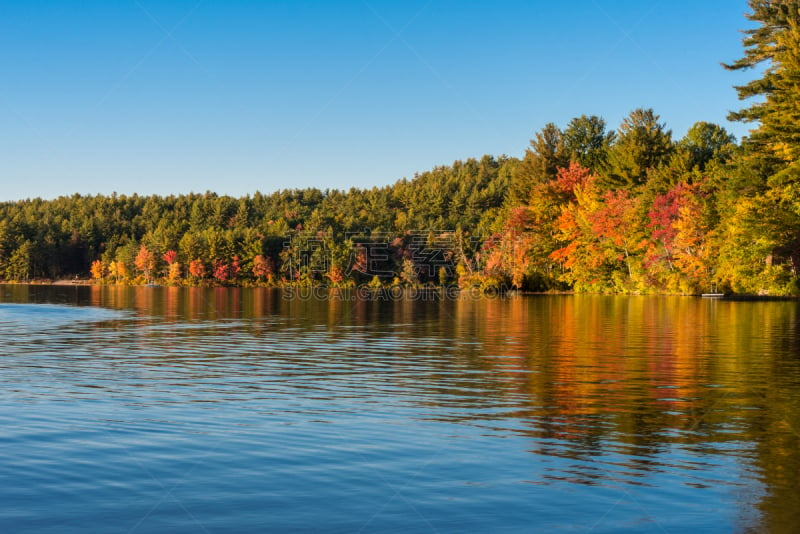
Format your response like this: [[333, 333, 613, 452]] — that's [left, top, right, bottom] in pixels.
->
[[553, 161, 594, 199], [213, 260, 229, 282], [351, 245, 368, 274], [230, 255, 241, 280], [647, 184, 688, 270]]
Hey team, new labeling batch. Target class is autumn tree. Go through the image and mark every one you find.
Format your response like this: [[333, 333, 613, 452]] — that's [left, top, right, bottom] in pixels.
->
[[487, 163, 598, 290], [550, 204, 608, 292], [178, 233, 203, 266], [589, 189, 647, 286], [350, 245, 368, 277], [400, 257, 418, 286], [189, 259, 206, 280], [252, 254, 274, 283], [134, 245, 156, 281], [213, 259, 229, 282], [672, 194, 716, 292], [550, 173, 648, 292], [645, 181, 717, 293], [109, 260, 127, 282], [230, 255, 241, 280], [646, 185, 684, 278], [90, 260, 105, 280], [483, 207, 537, 289], [167, 262, 182, 283]]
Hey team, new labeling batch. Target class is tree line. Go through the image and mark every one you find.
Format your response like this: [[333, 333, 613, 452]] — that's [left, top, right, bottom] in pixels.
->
[[0, 156, 510, 286], [483, 0, 799, 296], [1, 0, 798, 295]]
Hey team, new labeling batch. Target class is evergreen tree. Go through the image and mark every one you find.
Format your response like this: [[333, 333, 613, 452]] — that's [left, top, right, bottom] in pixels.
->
[[562, 115, 615, 172], [5, 241, 32, 281], [508, 123, 569, 204], [679, 122, 737, 171], [602, 108, 674, 189], [723, 0, 800, 292], [724, 0, 800, 175]]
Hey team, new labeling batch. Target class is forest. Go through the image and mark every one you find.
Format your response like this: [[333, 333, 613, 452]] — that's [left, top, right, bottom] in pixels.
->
[[1, 0, 799, 295]]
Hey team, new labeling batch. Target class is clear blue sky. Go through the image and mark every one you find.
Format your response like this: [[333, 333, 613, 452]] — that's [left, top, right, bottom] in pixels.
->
[[0, 0, 755, 201]]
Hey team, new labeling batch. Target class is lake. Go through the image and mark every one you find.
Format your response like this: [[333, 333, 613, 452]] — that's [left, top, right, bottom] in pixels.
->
[[1, 285, 799, 533]]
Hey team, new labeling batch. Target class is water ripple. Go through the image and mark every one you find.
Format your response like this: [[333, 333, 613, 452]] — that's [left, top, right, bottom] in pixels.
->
[[1, 293, 798, 532]]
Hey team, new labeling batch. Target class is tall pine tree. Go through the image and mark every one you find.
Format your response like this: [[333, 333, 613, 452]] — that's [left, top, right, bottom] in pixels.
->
[[721, 0, 800, 292], [725, 0, 800, 176], [562, 115, 616, 173], [508, 123, 569, 204], [601, 108, 674, 189]]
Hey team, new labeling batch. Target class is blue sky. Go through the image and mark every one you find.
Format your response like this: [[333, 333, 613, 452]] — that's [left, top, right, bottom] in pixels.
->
[[0, 0, 754, 201]]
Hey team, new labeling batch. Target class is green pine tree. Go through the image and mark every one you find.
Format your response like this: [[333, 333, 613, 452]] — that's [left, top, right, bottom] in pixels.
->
[[720, 0, 800, 294], [562, 114, 616, 173], [602, 108, 674, 189], [508, 123, 569, 204], [724, 0, 800, 177]]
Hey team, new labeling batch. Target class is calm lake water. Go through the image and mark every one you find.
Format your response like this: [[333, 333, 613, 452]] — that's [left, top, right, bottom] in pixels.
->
[[1, 285, 799, 533]]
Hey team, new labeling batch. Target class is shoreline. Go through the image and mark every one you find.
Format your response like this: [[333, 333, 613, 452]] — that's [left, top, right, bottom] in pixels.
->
[[2, 280, 799, 300]]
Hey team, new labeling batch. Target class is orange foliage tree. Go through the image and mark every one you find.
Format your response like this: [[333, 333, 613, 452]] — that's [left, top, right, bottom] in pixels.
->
[[252, 254, 273, 282], [134, 245, 156, 281], [550, 172, 647, 292], [90, 260, 105, 280], [189, 259, 206, 280], [109, 260, 127, 282], [483, 162, 597, 290]]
